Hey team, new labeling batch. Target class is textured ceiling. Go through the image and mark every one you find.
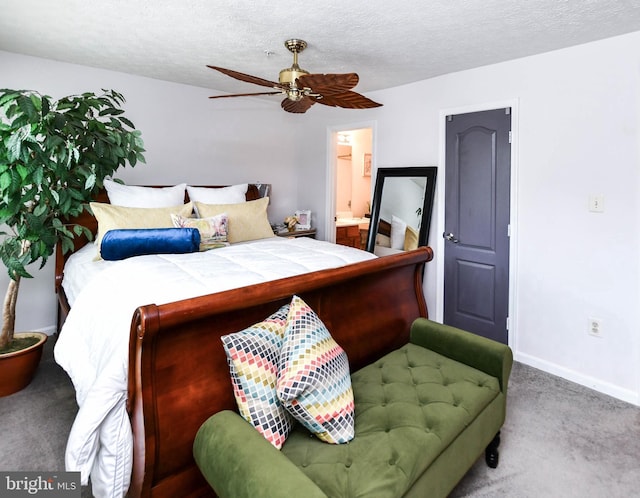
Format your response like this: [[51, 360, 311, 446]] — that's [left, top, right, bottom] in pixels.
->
[[2, 0, 640, 97]]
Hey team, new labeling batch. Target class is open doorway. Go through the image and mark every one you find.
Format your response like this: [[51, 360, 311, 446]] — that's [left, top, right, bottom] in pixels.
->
[[331, 127, 373, 248]]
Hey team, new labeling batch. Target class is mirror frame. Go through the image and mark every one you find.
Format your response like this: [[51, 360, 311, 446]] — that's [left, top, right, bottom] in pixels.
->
[[366, 166, 438, 253]]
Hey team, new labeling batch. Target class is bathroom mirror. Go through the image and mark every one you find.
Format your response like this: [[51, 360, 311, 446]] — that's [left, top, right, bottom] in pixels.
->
[[366, 166, 437, 255]]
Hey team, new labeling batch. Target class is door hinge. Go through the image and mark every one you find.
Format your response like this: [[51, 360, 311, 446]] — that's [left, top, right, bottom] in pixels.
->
[[507, 224, 511, 237], [508, 131, 512, 143], [506, 316, 510, 331]]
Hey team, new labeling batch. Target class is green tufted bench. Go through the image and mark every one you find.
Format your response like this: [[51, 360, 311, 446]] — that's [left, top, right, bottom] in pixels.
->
[[193, 318, 513, 498]]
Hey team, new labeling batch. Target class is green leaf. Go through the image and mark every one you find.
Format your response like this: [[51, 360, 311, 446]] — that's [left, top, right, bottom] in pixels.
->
[[53, 112, 66, 130], [15, 164, 28, 181], [68, 188, 84, 201], [5, 125, 31, 162], [17, 95, 38, 121], [29, 93, 42, 112], [32, 166, 43, 186], [84, 174, 96, 190], [55, 223, 73, 239], [94, 139, 105, 158], [118, 116, 134, 129], [9, 262, 32, 280], [98, 107, 125, 117], [0, 171, 11, 191], [57, 237, 72, 256], [41, 96, 50, 117], [0, 89, 22, 107], [81, 226, 93, 240], [33, 202, 46, 217]]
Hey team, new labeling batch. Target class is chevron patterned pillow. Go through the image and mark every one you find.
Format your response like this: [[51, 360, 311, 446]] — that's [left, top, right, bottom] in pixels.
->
[[276, 295, 355, 444], [221, 304, 293, 449]]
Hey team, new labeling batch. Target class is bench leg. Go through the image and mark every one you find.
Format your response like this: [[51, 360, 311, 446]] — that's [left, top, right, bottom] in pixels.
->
[[485, 431, 501, 468]]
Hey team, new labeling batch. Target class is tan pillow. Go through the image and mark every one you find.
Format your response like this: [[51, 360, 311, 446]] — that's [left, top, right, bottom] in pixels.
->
[[404, 225, 419, 251], [375, 233, 391, 248], [195, 197, 274, 243], [90, 202, 194, 248]]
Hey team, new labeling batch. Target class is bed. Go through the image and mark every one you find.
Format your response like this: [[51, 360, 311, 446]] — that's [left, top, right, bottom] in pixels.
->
[[53, 183, 433, 498]]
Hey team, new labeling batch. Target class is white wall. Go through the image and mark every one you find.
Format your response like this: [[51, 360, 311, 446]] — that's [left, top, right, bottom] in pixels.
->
[[3, 29, 639, 405], [0, 50, 303, 334], [295, 31, 640, 405]]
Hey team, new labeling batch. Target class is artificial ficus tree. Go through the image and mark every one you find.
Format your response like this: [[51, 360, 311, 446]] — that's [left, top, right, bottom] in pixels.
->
[[0, 88, 145, 350]]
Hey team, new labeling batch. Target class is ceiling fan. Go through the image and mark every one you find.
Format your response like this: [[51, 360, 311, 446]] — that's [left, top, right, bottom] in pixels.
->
[[207, 39, 383, 114]]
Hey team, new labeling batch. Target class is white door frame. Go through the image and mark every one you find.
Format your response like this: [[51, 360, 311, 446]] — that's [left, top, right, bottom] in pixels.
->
[[436, 99, 520, 348], [325, 121, 377, 243]]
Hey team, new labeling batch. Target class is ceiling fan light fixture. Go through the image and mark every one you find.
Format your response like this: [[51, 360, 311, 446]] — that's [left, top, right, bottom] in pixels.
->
[[207, 38, 383, 113], [285, 87, 304, 101]]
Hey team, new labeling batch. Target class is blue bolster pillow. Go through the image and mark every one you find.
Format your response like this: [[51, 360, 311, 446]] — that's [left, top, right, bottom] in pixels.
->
[[101, 228, 201, 261]]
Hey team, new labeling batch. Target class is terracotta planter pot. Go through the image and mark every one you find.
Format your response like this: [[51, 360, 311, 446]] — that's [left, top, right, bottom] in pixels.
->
[[0, 332, 48, 397]]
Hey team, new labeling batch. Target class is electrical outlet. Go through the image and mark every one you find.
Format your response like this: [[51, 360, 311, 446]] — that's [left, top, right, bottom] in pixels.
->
[[588, 317, 603, 338]]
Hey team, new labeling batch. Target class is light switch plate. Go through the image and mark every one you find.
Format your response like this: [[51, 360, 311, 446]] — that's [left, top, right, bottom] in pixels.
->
[[588, 194, 604, 213]]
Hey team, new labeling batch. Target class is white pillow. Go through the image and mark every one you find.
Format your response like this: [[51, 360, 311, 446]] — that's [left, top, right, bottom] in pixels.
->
[[390, 215, 407, 250], [186, 184, 248, 204], [104, 179, 186, 208]]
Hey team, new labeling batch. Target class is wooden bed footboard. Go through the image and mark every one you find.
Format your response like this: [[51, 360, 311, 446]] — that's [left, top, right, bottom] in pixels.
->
[[127, 247, 434, 498]]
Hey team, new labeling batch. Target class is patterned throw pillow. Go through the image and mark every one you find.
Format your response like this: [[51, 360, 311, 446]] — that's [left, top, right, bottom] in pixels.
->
[[276, 296, 355, 444], [221, 304, 293, 449], [171, 213, 229, 250]]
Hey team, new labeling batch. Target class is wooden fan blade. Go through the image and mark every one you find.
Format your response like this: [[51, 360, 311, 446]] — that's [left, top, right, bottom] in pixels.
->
[[281, 97, 315, 114], [297, 73, 359, 95], [209, 91, 283, 99], [313, 91, 382, 109], [207, 65, 283, 90]]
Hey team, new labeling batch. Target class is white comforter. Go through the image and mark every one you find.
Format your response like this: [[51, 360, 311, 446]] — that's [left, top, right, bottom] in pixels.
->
[[54, 237, 375, 498]]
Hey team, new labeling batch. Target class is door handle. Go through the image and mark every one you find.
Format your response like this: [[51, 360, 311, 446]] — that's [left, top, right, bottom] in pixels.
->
[[443, 232, 459, 244]]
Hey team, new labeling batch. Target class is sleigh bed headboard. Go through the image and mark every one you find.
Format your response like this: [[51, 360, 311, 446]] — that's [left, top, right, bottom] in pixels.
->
[[54, 184, 261, 330]]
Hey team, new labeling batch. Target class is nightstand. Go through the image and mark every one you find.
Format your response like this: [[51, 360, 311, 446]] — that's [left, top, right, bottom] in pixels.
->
[[276, 228, 317, 239]]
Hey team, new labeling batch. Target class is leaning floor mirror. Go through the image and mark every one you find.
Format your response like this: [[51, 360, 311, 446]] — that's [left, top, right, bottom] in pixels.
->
[[366, 166, 438, 255]]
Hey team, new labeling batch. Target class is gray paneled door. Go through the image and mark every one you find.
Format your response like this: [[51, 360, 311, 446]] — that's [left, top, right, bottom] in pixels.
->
[[444, 108, 511, 344]]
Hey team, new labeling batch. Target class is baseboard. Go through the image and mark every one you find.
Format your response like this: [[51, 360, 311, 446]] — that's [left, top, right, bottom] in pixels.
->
[[34, 324, 57, 336], [515, 352, 640, 407]]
